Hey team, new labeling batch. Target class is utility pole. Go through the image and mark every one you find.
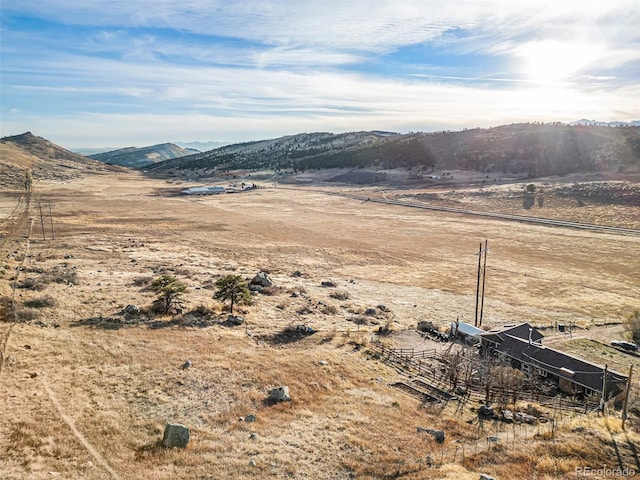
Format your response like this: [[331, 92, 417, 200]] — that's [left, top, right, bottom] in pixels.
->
[[48, 202, 55, 240], [479, 239, 489, 327], [622, 364, 634, 430], [38, 201, 46, 240], [474, 242, 482, 327]]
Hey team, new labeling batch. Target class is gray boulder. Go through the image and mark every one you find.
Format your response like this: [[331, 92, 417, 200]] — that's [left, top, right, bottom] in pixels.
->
[[478, 405, 495, 417], [162, 423, 190, 449], [244, 414, 257, 423], [515, 412, 538, 424], [479, 475, 496, 480], [226, 315, 245, 326], [251, 272, 273, 287], [268, 386, 291, 403]]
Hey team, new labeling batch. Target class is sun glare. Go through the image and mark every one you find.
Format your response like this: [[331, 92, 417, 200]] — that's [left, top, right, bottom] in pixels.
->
[[520, 40, 598, 84]]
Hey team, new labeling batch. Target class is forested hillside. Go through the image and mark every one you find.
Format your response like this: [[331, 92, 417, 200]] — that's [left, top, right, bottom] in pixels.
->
[[144, 124, 640, 179]]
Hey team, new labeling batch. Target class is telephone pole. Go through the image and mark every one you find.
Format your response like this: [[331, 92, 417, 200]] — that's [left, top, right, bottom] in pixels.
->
[[479, 239, 489, 327], [48, 202, 55, 239], [38, 201, 46, 240], [474, 242, 483, 327], [474, 240, 489, 327]]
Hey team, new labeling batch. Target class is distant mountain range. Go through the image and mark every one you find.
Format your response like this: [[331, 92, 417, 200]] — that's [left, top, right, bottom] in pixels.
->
[[569, 119, 640, 127], [145, 123, 640, 180], [3, 124, 640, 188], [89, 143, 194, 168], [175, 140, 227, 152]]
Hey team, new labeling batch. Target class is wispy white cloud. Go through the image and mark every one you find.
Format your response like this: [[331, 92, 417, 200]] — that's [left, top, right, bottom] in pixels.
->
[[1, 0, 639, 146]]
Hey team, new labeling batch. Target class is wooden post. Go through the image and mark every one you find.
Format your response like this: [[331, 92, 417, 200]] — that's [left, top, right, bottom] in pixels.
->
[[622, 364, 633, 430], [600, 364, 608, 415]]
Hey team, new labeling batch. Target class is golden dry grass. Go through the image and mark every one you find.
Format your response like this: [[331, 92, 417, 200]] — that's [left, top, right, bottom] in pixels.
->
[[1, 170, 639, 479]]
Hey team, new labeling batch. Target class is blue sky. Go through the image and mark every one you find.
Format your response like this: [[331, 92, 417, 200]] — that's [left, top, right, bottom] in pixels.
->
[[1, 1, 639, 149]]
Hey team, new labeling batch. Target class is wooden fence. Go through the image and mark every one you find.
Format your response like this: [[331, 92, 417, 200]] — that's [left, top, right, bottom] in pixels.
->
[[369, 341, 599, 412]]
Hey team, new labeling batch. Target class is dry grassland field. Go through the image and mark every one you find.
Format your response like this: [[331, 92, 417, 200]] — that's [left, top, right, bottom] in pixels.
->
[[1, 169, 640, 480]]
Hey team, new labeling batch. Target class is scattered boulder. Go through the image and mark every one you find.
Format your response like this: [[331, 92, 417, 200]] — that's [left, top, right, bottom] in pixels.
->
[[249, 432, 259, 440], [244, 414, 257, 423], [162, 423, 190, 449], [249, 284, 263, 293], [321, 280, 336, 287], [479, 475, 496, 480], [249, 460, 257, 467], [478, 405, 495, 417], [515, 412, 538, 424], [226, 315, 245, 326], [417, 427, 445, 444], [487, 436, 500, 443], [364, 308, 377, 316], [251, 272, 273, 287], [181, 360, 192, 370], [502, 409, 513, 423], [268, 386, 291, 403], [319, 360, 328, 366]]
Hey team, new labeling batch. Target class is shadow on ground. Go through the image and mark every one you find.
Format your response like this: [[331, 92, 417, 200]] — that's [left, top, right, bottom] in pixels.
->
[[257, 327, 316, 346], [71, 312, 221, 330]]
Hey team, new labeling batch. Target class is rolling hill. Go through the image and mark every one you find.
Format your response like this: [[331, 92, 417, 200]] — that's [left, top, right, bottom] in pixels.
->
[[144, 124, 640, 180], [89, 142, 193, 168], [0, 132, 124, 189]]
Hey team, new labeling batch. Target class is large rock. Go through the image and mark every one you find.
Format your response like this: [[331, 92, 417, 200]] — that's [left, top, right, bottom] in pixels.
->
[[478, 405, 495, 417], [479, 475, 496, 480], [162, 423, 190, 449], [251, 272, 273, 287], [226, 315, 245, 326], [515, 412, 538, 424], [268, 386, 291, 403]]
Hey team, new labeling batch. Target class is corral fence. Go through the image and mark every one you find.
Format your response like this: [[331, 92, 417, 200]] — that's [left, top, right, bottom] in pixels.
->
[[369, 340, 600, 413]]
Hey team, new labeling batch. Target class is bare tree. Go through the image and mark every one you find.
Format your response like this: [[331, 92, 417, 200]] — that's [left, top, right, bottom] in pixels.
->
[[624, 310, 640, 344], [492, 365, 525, 409]]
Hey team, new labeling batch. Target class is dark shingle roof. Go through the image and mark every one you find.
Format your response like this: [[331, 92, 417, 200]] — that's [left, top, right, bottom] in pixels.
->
[[480, 323, 544, 345], [495, 335, 626, 395]]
